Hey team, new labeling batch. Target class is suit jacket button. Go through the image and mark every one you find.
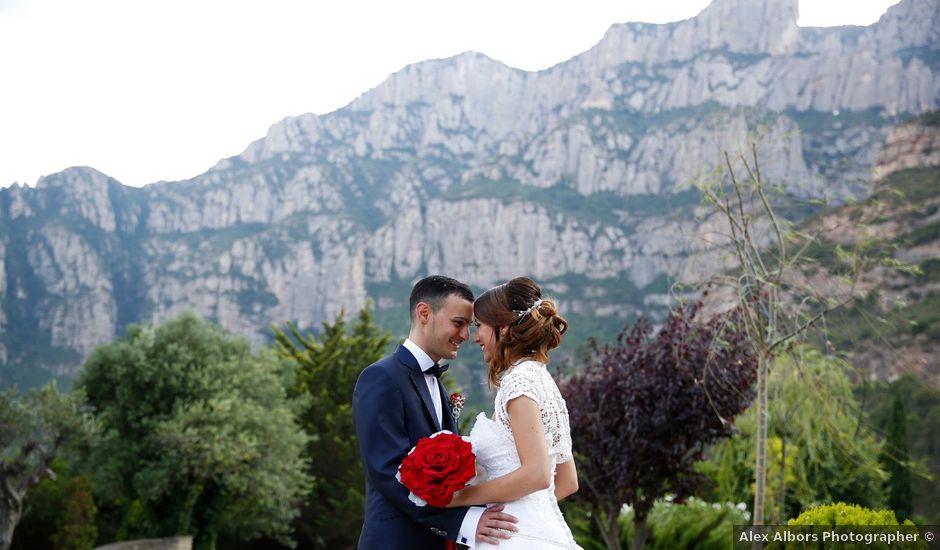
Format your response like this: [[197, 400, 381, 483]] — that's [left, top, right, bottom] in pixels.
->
[[430, 527, 447, 537]]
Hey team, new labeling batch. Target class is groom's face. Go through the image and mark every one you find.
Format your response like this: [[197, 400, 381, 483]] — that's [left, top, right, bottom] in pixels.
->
[[424, 294, 473, 362]]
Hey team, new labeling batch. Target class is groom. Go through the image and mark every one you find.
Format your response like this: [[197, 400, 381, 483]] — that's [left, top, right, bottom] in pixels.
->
[[353, 275, 518, 549]]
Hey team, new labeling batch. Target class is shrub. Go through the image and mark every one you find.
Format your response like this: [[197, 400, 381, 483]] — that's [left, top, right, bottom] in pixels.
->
[[646, 497, 749, 550], [788, 502, 912, 526], [563, 498, 749, 550], [777, 503, 924, 550]]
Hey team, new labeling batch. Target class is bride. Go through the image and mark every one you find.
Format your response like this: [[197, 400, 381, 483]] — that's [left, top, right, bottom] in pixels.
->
[[447, 277, 582, 549]]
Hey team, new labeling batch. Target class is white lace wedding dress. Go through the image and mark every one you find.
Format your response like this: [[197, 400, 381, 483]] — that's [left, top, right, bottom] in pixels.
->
[[468, 360, 582, 549]]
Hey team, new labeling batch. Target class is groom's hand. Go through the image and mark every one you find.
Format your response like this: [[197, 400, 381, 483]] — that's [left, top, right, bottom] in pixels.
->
[[475, 504, 518, 545]]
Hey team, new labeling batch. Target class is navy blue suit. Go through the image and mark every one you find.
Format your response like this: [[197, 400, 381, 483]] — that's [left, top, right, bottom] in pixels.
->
[[353, 345, 471, 549]]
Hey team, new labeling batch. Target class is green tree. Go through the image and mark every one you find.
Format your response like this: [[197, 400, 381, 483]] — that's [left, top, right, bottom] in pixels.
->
[[0, 384, 91, 550], [881, 391, 913, 521], [272, 304, 391, 549], [9, 460, 65, 550], [77, 311, 311, 550], [11, 460, 97, 550], [701, 348, 886, 521]]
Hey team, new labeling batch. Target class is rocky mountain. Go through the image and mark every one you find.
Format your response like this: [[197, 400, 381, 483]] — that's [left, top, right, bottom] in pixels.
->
[[1, 0, 939, 385]]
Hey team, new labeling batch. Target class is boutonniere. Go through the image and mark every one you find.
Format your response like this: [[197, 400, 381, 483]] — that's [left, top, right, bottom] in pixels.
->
[[449, 392, 466, 420]]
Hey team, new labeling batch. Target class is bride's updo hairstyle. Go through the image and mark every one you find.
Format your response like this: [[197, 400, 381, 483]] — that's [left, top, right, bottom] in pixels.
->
[[473, 277, 568, 387]]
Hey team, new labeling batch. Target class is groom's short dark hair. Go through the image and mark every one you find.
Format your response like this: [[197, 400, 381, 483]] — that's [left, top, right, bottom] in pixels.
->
[[409, 275, 474, 322]]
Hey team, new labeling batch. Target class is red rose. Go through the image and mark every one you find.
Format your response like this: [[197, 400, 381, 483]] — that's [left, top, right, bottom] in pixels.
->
[[397, 431, 476, 507]]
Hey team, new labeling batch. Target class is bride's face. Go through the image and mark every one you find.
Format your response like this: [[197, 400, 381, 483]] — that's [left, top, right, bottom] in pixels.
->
[[473, 320, 498, 365]]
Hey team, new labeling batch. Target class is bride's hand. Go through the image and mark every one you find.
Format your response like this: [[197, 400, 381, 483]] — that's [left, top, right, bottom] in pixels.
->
[[446, 489, 469, 508]]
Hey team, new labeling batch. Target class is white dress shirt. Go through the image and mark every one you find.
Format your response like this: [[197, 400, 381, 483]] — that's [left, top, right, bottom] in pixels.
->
[[402, 339, 484, 547], [402, 338, 443, 426]]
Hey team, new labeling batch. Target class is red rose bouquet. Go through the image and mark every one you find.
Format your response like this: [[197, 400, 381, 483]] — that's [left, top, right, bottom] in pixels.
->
[[396, 430, 476, 507]]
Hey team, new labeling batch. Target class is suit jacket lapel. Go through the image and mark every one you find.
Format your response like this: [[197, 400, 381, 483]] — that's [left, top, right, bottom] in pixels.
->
[[397, 345, 443, 432]]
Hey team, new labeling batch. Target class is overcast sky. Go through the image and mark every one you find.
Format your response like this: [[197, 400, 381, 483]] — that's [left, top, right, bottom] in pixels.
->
[[0, 0, 900, 188]]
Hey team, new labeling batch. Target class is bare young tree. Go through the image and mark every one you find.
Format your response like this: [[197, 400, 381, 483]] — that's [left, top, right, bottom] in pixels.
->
[[695, 145, 885, 524]]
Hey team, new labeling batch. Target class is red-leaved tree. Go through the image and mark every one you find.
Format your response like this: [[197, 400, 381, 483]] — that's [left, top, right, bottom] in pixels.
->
[[559, 300, 758, 550]]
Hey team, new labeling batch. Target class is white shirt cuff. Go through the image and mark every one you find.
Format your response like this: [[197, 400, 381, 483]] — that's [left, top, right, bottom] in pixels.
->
[[457, 506, 486, 547]]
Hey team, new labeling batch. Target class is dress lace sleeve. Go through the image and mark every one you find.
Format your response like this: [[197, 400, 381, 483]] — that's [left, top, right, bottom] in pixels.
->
[[497, 366, 542, 411], [495, 361, 573, 463]]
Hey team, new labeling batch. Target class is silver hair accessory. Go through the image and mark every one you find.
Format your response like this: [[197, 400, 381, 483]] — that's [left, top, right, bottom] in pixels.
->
[[514, 298, 543, 318]]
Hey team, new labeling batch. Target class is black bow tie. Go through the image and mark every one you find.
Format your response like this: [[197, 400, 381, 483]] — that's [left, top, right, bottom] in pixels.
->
[[425, 362, 449, 379]]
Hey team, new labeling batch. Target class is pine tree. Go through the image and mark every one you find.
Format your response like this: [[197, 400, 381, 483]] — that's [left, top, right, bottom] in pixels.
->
[[273, 303, 391, 549], [882, 391, 913, 521]]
